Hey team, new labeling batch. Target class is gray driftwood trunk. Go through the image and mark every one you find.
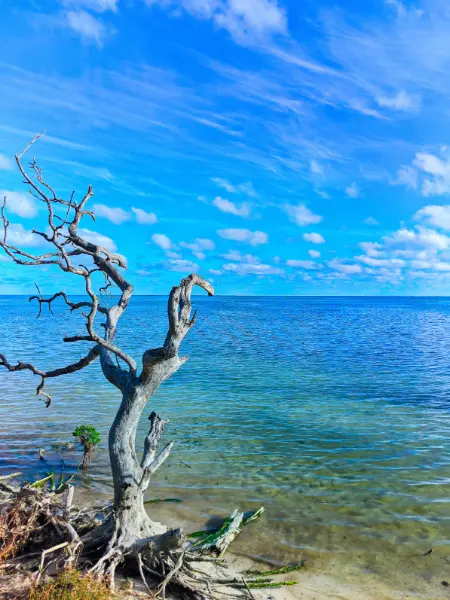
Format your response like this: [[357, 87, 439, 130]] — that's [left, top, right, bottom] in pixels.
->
[[0, 135, 214, 554]]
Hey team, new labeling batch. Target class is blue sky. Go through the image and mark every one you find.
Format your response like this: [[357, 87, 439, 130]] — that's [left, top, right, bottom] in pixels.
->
[[2, 0, 450, 295]]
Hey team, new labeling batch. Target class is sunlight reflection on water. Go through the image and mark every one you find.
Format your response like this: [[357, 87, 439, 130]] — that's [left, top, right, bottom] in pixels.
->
[[1, 295, 450, 597]]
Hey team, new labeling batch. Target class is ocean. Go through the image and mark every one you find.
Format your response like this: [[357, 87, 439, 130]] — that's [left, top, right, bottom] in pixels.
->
[[1, 295, 450, 597]]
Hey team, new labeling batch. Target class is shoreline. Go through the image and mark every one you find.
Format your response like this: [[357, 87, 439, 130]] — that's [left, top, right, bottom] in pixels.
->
[[74, 487, 448, 600]]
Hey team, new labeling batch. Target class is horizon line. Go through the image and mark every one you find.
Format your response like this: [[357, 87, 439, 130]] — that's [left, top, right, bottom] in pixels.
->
[[1, 294, 450, 298]]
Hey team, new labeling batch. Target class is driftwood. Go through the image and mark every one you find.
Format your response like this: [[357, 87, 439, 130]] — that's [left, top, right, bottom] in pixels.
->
[[0, 137, 304, 598]]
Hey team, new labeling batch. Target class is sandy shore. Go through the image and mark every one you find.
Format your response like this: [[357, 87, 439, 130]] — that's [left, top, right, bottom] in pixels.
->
[[75, 489, 447, 600]]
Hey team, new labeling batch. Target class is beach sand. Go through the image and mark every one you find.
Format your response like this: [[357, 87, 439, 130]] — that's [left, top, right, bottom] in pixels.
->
[[76, 488, 448, 600]]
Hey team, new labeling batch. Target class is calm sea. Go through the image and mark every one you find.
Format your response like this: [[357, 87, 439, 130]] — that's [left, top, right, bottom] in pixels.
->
[[1, 295, 450, 597]]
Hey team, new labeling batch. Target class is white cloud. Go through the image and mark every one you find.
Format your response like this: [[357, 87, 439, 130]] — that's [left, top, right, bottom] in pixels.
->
[[66, 10, 109, 45], [212, 196, 250, 217], [284, 204, 322, 227], [218, 228, 268, 245], [146, 0, 287, 42], [310, 160, 324, 175], [152, 233, 172, 251], [328, 259, 362, 274], [412, 153, 450, 196], [414, 205, 450, 231], [383, 226, 450, 251], [376, 91, 416, 111], [93, 203, 131, 225], [78, 228, 117, 252], [286, 259, 321, 269], [180, 238, 215, 259], [309, 249, 320, 258], [168, 258, 199, 272], [0, 154, 13, 171], [1, 190, 37, 218], [222, 249, 259, 263], [397, 152, 450, 197], [211, 178, 257, 197], [223, 262, 283, 275], [359, 241, 382, 256], [357, 255, 405, 268], [131, 207, 157, 225], [61, 0, 119, 12], [209, 268, 222, 275], [1, 223, 41, 247], [396, 165, 418, 190], [303, 232, 325, 244], [364, 216, 379, 225], [345, 182, 361, 198]]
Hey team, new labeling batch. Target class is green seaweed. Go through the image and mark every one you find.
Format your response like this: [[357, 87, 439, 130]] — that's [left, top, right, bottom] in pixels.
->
[[190, 507, 264, 550], [187, 529, 217, 539], [245, 561, 305, 577], [190, 515, 234, 549], [29, 473, 55, 489], [247, 580, 299, 589]]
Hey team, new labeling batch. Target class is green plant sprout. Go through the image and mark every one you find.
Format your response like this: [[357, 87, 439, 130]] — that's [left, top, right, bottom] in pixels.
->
[[72, 425, 101, 471]]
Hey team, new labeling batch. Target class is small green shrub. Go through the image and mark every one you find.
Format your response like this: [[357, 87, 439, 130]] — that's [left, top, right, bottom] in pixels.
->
[[72, 425, 101, 471]]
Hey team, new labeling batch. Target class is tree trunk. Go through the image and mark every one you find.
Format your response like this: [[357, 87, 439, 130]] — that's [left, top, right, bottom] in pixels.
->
[[108, 382, 166, 545]]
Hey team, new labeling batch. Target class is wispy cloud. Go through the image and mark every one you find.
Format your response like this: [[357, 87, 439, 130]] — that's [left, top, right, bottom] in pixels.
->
[[151, 233, 173, 251], [0, 154, 13, 171], [65, 10, 111, 45], [286, 259, 321, 269], [217, 228, 268, 245], [180, 238, 215, 260], [284, 204, 322, 226], [328, 259, 362, 275], [1, 224, 41, 247], [211, 177, 257, 197], [345, 182, 361, 198], [2, 191, 37, 218], [223, 261, 283, 275], [131, 207, 158, 224], [376, 91, 418, 111], [78, 228, 117, 252], [60, 0, 119, 12], [93, 203, 131, 224], [212, 196, 250, 217], [168, 258, 199, 272], [396, 150, 450, 196], [303, 232, 325, 244], [145, 0, 287, 42]]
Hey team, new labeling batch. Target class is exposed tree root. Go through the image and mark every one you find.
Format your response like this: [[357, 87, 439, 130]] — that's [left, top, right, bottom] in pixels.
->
[[0, 477, 304, 600]]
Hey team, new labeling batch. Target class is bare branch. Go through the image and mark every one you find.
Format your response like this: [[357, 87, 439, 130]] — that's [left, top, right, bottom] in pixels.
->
[[141, 412, 168, 470], [139, 274, 213, 391], [164, 274, 214, 357], [29, 290, 107, 317], [0, 137, 136, 380], [0, 346, 100, 407]]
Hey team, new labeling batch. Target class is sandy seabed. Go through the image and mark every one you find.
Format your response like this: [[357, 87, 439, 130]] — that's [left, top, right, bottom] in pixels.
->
[[76, 488, 449, 600]]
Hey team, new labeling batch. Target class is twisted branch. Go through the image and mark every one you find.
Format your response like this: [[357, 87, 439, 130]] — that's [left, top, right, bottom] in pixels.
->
[[0, 347, 100, 407], [0, 135, 136, 401]]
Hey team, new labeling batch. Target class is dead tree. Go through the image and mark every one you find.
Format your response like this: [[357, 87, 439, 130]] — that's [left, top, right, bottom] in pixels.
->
[[0, 136, 215, 580]]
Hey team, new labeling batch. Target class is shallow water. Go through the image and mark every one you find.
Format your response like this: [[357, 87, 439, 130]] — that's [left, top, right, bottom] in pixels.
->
[[1, 295, 450, 597]]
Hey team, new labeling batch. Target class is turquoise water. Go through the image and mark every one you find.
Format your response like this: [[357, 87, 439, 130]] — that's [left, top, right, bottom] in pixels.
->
[[1, 295, 450, 597]]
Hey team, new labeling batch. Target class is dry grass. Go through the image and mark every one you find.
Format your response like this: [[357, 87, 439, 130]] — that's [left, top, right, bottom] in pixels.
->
[[0, 491, 42, 563], [27, 569, 112, 600]]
